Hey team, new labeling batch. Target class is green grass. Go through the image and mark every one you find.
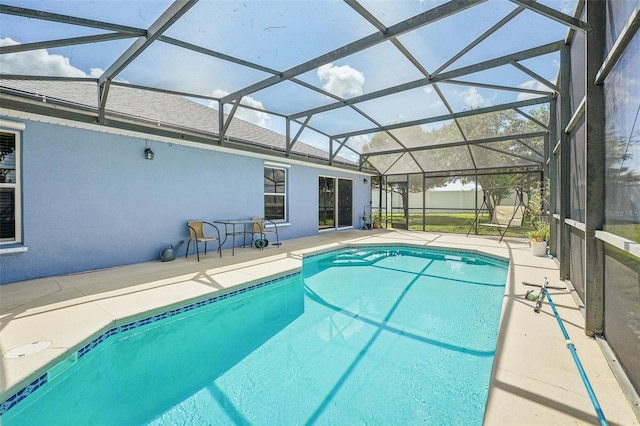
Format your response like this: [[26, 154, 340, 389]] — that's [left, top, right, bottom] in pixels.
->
[[603, 224, 640, 244], [376, 213, 640, 243], [379, 212, 535, 238]]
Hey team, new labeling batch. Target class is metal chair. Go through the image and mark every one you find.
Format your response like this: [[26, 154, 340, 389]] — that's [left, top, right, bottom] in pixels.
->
[[186, 221, 222, 261], [250, 217, 279, 249]]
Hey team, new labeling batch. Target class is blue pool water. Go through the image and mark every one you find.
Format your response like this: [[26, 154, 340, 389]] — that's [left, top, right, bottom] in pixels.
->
[[2, 246, 507, 425]]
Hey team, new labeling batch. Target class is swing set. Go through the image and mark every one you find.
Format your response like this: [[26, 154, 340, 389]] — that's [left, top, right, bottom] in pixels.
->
[[467, 186, 527, 242]]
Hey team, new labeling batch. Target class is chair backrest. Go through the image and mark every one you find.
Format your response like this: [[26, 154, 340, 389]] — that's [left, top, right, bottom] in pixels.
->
[[252, 217, 265, 233], [187, 221, 205, 239], [492, 206, 525, 227]]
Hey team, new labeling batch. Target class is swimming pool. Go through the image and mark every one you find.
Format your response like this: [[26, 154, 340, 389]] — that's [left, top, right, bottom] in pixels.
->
[[1, 245, 508, 425]]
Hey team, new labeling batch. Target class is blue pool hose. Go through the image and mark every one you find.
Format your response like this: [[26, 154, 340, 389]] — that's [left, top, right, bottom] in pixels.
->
[[534, 278, 608, 426]]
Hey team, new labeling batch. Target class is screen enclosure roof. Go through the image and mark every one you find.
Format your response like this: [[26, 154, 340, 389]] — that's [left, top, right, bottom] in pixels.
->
[[0, 0, 585, 175]]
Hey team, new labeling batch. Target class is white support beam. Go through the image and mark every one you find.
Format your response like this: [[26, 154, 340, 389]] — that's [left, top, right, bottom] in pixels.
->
[[565, 218, 586, 231], [595, 231, 640, 260]]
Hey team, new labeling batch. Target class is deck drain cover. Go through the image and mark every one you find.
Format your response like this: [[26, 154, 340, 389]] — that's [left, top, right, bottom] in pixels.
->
[[4, 340, 52, 359]]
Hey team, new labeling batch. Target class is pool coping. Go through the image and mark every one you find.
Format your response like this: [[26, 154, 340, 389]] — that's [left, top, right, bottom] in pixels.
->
[[1, 230, 638, 425]]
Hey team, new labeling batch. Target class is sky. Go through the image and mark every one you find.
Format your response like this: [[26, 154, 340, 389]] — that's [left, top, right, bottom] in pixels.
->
[[0, 0, 577, 157]]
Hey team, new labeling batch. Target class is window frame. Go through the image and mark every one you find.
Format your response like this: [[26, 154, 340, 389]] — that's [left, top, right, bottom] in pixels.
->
[[0, 120, 24, 245], [263, 162, 289, 222]]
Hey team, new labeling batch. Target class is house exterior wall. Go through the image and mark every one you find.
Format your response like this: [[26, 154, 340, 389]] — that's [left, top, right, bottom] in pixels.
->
[[0, 116, 370, 284]]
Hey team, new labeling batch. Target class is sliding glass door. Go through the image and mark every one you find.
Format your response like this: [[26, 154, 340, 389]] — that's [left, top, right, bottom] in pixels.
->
[[318, 177, 352, 230], [337, 178, 353, 227]]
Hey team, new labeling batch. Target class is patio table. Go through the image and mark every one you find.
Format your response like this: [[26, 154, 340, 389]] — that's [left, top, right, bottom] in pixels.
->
[[214, 219, 259, 256]]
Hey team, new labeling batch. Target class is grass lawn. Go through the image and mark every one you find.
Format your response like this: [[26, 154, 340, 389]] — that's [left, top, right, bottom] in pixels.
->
[[603, 224, 640, 244], [380, 212, 535, 238]]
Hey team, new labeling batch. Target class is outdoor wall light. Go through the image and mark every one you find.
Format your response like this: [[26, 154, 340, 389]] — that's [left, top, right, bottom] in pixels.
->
[[363, 178, 368, 184], [144, 147, 154, 160]]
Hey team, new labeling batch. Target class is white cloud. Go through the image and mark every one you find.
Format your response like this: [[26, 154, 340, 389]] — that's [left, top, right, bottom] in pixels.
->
[[517, 80, 551, 101], [210, 89, 271, 128], [559, 0, 576, 15], [0, 38, 104, 78], [349, 134, 372, 152], [317, 63, 365, 98], [88, 68, 104, 78], [461, 87, 495, 109]]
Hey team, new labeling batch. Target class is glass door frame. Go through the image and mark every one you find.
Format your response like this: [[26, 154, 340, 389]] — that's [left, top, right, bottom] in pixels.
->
[[318, 176, 353, 231]]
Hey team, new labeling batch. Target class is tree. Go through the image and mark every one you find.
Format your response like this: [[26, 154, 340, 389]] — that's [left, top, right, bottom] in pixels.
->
[[451, 106, 548, 209], [365, 105, 550, 223], [603, 123, 640, 242]]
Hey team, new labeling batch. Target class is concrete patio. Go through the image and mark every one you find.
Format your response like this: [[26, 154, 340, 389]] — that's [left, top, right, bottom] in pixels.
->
[[1, 229, 638, 425]]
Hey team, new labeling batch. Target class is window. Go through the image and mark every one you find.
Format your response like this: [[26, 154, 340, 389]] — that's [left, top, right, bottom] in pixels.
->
[[0, 124, 22, 244], [264, 165, 287, 221], [319, 176, 335, 230]]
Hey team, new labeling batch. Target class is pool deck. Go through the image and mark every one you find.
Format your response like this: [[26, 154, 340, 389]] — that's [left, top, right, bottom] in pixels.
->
[[1, 229, 639, 424]]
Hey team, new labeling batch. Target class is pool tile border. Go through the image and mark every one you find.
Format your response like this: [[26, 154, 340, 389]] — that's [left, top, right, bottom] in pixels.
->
[[0, 374, 47, 416], [0, 271, 300, 416], [80, 271, 299, 358]]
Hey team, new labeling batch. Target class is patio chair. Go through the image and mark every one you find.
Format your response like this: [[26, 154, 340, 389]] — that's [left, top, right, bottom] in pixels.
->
[[186, 221, 222, 261], [250, 218, 280, 248]]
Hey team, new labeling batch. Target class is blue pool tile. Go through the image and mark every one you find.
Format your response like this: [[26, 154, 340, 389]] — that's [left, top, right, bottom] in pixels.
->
[[0, 373, 47, 415]]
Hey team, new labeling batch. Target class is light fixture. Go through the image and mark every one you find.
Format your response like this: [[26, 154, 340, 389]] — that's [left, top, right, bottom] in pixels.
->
[[144, 147, 154, 160], [363, 178, 368, 184]]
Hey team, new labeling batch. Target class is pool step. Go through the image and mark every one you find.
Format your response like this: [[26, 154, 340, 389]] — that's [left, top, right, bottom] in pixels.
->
[[331, 251, 386, 266]]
